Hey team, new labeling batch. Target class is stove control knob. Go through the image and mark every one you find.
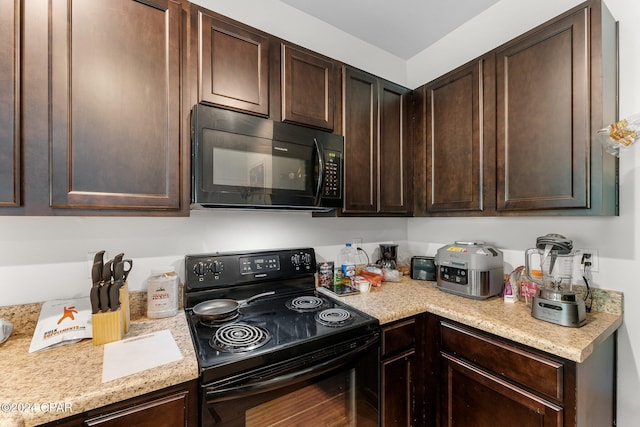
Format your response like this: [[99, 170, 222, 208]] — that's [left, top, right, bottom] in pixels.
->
[[291, 254, 301, 267], [302, 252, 312, 265], [193, 261, 208, 276], [210, 260, 223, 275]]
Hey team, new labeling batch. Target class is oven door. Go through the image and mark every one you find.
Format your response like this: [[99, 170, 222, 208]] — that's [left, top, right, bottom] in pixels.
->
[[201, 333, 379, 427]]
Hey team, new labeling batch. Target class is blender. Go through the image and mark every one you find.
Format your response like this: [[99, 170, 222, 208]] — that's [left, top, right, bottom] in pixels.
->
[[525, 234, 586, 327]]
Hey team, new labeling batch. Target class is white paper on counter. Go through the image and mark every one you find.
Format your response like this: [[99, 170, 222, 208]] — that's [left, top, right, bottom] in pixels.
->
[[101, 329, 183, 383]]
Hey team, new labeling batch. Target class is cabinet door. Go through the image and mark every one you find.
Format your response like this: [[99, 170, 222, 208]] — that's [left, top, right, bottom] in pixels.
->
[[496, 9, 589, 211], [379, 80, 410, 214], [382, 351, 415, 427], [49, 0, 182, 210], [84, 391, 191, 427], [425, 60, 483, 213], [440, 353, 562, 427], [343, 67, 378, 213], [197, 10, 270, 116], [381, 318, 419, 427], [0, 0, 20, 206], [281, 44, 336, 130]]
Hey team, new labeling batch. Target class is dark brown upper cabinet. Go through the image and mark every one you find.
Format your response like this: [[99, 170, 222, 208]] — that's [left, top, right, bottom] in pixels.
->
[[47, 0, 184, 212], [196, 8, 270, 117], [343, 68, 378, 213], [343, 67, 411, 215], [495, 0, 617, 215], [0, 0, 20, 207], [281, 44, 338, 131], [416, 0, 617, 216], [421, 56, 495, 214]]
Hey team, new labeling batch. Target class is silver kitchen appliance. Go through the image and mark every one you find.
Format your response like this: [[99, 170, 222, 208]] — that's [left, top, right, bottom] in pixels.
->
[[525, 234, 587, 328], [435, 241, 504, 299]]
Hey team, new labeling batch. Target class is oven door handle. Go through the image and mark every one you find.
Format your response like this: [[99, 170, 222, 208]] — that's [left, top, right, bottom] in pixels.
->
[[205, 334, 378, 404]]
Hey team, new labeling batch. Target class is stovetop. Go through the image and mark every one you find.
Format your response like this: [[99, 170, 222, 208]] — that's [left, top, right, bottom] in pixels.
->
[[186, 291, 376, 380], [184, 248, 379, 384]]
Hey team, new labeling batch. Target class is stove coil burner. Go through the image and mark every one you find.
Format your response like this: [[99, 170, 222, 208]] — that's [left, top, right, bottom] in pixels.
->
[[315, 308, 353, 327], [286, 296, 326, 312], [210, 323, 271, 353]]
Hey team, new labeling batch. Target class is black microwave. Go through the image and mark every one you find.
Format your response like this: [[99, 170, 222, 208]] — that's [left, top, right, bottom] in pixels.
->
[[191, 104, 343, 211]]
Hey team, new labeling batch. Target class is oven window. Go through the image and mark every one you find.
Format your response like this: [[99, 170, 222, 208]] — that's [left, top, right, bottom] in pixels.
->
[[247, 374, 355, 426], [203, 360, 378, 427]]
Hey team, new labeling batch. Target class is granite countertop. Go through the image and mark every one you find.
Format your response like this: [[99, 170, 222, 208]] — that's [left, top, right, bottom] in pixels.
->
[[0, 278, 623, 426], [0, 301, 199, 427], [326, 276, 623, 363]]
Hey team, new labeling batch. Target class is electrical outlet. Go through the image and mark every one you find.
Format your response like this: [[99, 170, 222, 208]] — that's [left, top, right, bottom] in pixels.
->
[[580, 248, 599, 272]]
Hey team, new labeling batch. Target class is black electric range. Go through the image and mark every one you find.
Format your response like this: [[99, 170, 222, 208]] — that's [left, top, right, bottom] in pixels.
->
[[183, 248, 380, 385]]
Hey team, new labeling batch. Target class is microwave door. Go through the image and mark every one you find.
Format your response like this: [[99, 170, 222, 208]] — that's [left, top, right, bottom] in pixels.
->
[[270, 139, 317, 206], [200, 129, 317, 207]]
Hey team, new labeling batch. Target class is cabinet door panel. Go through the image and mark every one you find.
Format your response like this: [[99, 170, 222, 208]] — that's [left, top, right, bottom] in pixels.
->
[[282, 44, 336, 130], [343, 68, 377, 213], [84, 391, 189, 427], [198, 11, 269, 116], [50, 0, 181, 209], [441, 353, 562, 427], [382, 351, 414, 427], [379, 81, 409, 214], [497, 9, 589, 211], [426, 61, 482, 212], [0, 0, 20, 206]]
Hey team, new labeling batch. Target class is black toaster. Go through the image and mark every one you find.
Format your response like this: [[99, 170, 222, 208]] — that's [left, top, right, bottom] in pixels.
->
[[410, 256, 436, 281]]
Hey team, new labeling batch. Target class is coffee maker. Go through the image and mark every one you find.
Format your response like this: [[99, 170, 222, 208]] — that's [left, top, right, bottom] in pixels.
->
[[377, 244, 398, 269], [525, 234, 586, 327]]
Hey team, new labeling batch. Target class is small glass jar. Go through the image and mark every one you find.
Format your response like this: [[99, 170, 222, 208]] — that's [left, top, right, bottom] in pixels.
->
[[147, 266, 179, 318]]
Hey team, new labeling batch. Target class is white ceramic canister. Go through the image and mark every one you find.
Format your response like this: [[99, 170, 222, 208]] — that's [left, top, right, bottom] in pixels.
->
[[147, 266, 179, 318]]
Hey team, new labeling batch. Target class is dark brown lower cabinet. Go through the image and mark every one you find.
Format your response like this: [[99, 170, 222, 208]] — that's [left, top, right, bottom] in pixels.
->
[[441, 354, 562, 426], [39, 380, 198, 427], [381, 316, 424, 426], [426, 315, 616, 427]]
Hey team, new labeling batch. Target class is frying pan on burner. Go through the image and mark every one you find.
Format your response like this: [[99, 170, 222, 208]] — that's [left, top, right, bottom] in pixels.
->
[[192, 291, 275, 321]]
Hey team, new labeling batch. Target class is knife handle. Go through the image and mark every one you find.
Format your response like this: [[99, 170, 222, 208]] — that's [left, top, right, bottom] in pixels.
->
[[109, 283, 121, 311], [99, 284, 110, 312], [90, 285, 101, 314]]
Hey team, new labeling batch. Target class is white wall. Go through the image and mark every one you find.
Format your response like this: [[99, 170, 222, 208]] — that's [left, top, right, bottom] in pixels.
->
[[0, 212, 406, 305], [1, 0, 639, 424]]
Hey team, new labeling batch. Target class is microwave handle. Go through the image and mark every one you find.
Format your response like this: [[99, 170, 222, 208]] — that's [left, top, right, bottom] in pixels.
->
[[313, 138, 324, 206]]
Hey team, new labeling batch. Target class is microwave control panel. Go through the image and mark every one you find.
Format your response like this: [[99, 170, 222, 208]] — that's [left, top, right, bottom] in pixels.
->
[[323, 150, 342, 199]]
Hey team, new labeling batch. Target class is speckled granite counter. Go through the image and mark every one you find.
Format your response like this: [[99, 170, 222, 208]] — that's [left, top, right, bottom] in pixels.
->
[[0, 305, 198, 427], [321, 276, 623, 363]]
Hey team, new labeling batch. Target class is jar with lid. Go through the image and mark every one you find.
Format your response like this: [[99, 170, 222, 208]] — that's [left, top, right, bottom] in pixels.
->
[[147, 266, 179, 318]]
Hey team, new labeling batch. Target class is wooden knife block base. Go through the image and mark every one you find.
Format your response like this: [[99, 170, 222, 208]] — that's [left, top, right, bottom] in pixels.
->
[[91, 280, 130, 345], [120, 281, 130, 333], [91, 309, 123, 345]]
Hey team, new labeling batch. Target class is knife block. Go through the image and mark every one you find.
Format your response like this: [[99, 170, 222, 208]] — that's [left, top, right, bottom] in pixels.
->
[[120, 281, 130, 333], [91, 309, 123, 345]]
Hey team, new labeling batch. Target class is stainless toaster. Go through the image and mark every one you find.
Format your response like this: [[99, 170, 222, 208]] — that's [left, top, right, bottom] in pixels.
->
[[435, 241, 504, 299]]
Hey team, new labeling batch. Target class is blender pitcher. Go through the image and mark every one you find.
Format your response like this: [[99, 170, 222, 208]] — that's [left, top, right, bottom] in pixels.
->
[[525, 234, 575, 295]]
